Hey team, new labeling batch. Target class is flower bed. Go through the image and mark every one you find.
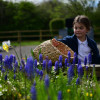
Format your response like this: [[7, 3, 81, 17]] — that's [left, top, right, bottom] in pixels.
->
[[0, 43, 100, 100]]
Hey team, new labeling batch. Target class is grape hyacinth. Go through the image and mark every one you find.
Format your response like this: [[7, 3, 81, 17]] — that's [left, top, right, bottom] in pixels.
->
[[68, 65, 74, 83], [58, 91, 62, 100], [59, 55, 63, 63], [39, 54, 43, 63], [54, 61, 59, 71], [44, 74, 50, 89], [39, 70, 43, 80], [88, 53, 92, 64], [25, 57, 34, 78], [31, 85, 37, 100], [65, 58, 68, 68], [43, 60, 46, 70], [67, 51, 71, 62], [84, 56, 87, 66], [34, 59, 37, 68], [78, 65, 84, 78], [48, 60, 52, 71], [0, 54, 2, 64], [76, 77, 80, 85]]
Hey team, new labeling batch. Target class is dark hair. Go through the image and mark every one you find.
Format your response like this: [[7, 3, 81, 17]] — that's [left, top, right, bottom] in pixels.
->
[[73, 15, 91, 30]]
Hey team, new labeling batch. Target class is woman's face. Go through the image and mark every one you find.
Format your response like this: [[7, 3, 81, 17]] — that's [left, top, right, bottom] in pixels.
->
[[73, 22, 89, 41]]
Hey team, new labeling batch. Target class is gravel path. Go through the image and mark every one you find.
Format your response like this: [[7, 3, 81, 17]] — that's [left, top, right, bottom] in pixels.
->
[[1, 44, 100, 60]]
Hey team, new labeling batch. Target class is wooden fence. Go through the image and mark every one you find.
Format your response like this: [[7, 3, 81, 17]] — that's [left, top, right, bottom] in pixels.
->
[[0, 30, 59, 42]]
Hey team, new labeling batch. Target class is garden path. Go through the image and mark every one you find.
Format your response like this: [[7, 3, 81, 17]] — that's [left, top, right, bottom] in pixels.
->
[[1, 44, 100, 60]]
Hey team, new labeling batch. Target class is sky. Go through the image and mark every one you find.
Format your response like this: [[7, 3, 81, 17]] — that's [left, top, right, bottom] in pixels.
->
[[4, 0, 100, 6]]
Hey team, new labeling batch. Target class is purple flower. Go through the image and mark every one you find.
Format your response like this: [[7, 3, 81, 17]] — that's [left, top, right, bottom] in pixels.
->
[[39, 54, 43, 63], [59, 63, 62, 68], [31, 85, 37, 100], [21, 59, 25, 67], [74, 52, 77, 59], [59, 55, 63, 63], [44, 74, 50, 89], [43, 60, 46, 70], [13, 55, 16, 63], [67, 51, 71, 62], [5, 74, 7, 80], [48, 60, 52, 70], [65, 58, 68, 67], [34, 59, 37, 68], [1, 68, 5, 73], [73, 58, 76, 65], [58, 91, 62, 100], [54, 61, 59, 71], [39, 70, 43, 80], [84, 56, 87, 66], [88, 53, 92, 64], [86, 66, 88, 71], [68, 65, 74, 82], [14, 74, 16, 80], [9, 54, 13, 64], [0, 54, 2, 64], [78, 59, 81, 65], [76, 77, 80, 85], [25, 57, 34, 77], [20, 65, 23, 71], [14, 60, 18, 68], [36, 68, 39, 75], [78, 65, 84, 78]]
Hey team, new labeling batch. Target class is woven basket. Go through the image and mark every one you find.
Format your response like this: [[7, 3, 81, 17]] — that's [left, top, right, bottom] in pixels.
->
[[33, 39, 74, 63]]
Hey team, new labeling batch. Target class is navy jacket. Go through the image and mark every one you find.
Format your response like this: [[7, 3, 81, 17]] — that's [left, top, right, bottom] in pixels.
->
[[58, 34, 100, 64]]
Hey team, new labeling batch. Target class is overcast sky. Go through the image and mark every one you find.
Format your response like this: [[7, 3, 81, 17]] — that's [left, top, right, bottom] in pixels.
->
[[3, 0, 100, 6]]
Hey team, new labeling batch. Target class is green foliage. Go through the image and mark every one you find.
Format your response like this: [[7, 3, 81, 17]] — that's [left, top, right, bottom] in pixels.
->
[[49, 18, 65, 34]]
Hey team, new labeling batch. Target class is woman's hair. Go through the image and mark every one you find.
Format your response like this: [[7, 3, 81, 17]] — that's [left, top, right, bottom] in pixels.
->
[[73, 15, 91, 30]]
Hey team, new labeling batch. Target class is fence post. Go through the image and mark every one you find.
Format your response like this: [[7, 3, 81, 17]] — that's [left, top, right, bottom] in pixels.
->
[[18, 31, 21, 43], [40, 30, 42, 42]]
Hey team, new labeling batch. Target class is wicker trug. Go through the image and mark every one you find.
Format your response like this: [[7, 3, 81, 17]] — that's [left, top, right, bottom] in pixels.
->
[[33, 39, 74, 63]]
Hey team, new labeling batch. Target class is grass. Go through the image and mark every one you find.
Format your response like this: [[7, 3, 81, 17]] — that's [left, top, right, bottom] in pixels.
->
[[10, 41, 43, 46]]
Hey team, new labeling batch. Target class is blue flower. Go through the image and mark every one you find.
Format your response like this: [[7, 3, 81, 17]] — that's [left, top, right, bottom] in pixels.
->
[[44, 74, 50, 89], [25, 57, 34, 77], [1, 68, 5, 73], [78, 65, 84, 78], [59, 55, 63, 63], [21, 59, 25, 67], [68, 65, 74, 82], [20, 65, 23, 71], [9, 54, 13, 64], [54, 61, 59, 71], [13, 55, 16, 63], [34, 59, 37, 68], [43, 60, 46, 70], [48, 60, 52, 70], [88, 53, 92, 64], [14, 74, 16, 80], [67, 51, 71, 62], [59, 63, 62, 68], [64, 58, 68, 67], [30, 85, 37, 100], [0, 54, 2, 64], [36, 68, 39, 75], [86, 66, 88, 71], [39, 54, 43, 63], [58, 91, 62, 100], [78, 59, 81, 66], [5, 74, 7, 80], [76, 77, 80, 85], [73, 58, 76, 65], [84, 56, 87, 66], [14, 60, 18, 68], [39, 70, 43, 80]]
